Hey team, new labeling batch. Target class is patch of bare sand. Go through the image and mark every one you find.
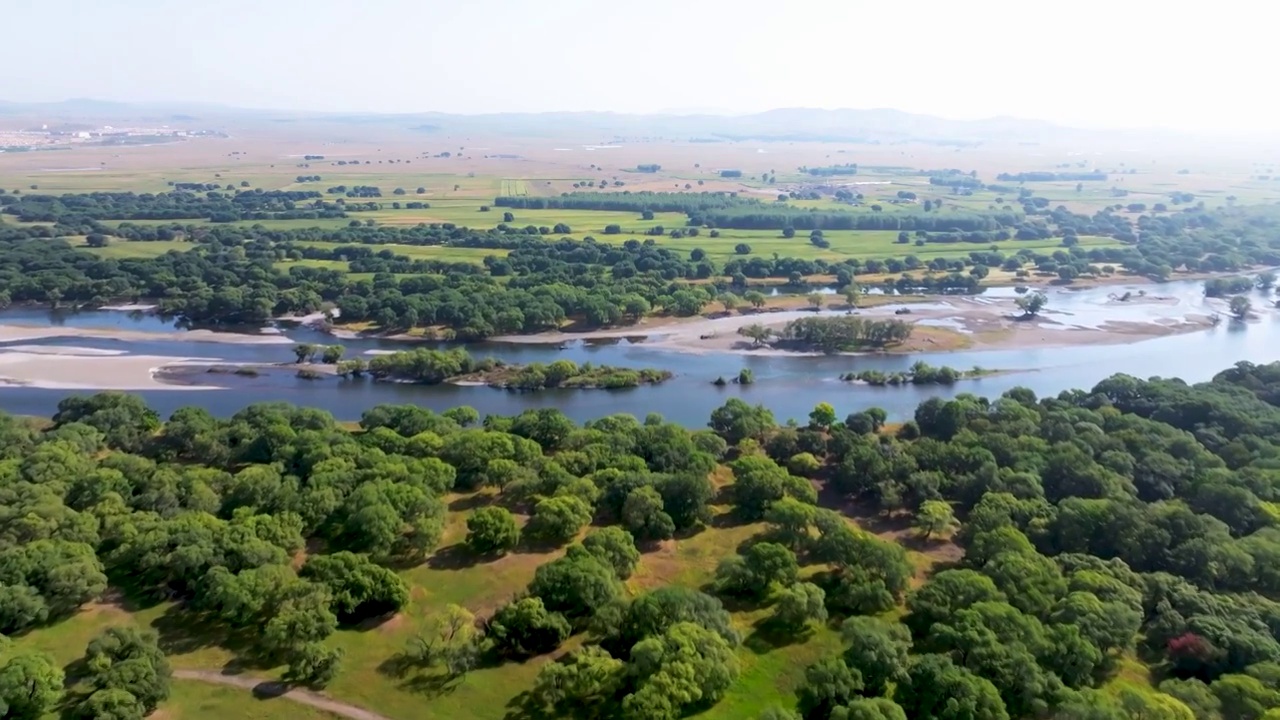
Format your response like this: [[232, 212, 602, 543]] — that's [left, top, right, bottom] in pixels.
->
[[0, 349, 225, 390], [0, 324, 293, 345], [492, 297, 1216, 355]]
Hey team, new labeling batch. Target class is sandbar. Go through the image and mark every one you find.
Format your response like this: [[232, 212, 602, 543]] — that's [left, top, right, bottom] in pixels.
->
[[0, 324, 294, 346], [490, 295, 1220, 356], [0, 348, 224, 390]]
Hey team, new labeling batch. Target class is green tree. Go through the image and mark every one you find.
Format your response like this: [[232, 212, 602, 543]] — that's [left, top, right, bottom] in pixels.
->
[[841, 616, 912, 697], [810, 402, 837, 429], [798, 658, 864, 720], [529, 646, 624, 715], [527, 496, 592, 545], [1016, 291, 1048, 318], [582, 527, 641, 580], [835, 698, 908, 720], [915, 500, 958, 540], [488, 597, 570, 657], [299, 551, 409, 622], [773, 582, 828, 632], [528, 550, 621, 619], [623, 622, 739, 720], [0, 652, 63, 719], [1230, 295, 1253, 320], [622, 486, 676, 542], [710, 399, 776, 444], [466, 506, 521, 554], [81, 627, 171, 714], [894, 654, 1009, 720], [320, 345, 345, 364]]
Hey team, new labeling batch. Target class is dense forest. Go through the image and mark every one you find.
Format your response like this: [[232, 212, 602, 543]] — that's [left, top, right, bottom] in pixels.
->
[[8, 361, 1280, 718]]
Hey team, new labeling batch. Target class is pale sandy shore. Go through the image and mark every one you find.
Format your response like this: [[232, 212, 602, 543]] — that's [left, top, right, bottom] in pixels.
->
[[0, 324, 294, 346], [0, 345, 226, 390], [491, 296, 1219, 356]]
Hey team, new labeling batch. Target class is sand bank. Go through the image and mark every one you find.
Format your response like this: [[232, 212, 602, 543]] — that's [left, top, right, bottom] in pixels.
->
[[0, 347, 224, 390], [490, 296, 1218, 356], [0, 324, 294, 346]]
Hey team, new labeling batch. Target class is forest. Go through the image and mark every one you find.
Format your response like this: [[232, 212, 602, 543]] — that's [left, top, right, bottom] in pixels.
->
[[6, 361, 1280, 718]]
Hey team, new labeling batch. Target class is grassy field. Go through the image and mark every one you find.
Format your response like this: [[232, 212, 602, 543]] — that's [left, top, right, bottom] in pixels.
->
[[7, 488, 944, 720]]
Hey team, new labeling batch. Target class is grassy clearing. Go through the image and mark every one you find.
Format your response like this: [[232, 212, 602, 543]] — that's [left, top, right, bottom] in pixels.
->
[[499, 179, 528, 196], [82, 239, 194, 258]]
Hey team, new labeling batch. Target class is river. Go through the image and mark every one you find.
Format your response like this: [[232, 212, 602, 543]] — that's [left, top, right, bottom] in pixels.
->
[[0, 278, 1274, 426]]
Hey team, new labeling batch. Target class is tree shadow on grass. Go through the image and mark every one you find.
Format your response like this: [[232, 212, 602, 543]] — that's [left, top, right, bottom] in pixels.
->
[[151, 604, 276, 672], [426, 542, 488, 570], [448, 493, 492, 512], [743, 615, 810, 655]]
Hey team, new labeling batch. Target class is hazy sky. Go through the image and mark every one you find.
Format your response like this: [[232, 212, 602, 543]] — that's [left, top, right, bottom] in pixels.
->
[[4, 0, 1271, 134]]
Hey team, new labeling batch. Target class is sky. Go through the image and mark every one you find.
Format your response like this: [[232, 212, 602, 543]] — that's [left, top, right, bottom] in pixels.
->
[[3, 0, 1273, 135]]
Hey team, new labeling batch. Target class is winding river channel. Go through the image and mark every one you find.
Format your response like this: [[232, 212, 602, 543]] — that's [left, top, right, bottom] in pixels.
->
[[0, 278, 1276, 425]]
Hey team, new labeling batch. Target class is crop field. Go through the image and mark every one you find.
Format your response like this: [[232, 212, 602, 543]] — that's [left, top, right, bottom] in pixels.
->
[[499, 178, 528, 196]]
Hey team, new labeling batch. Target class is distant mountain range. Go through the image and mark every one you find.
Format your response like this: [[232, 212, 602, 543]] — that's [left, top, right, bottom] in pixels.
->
[[0, 99, 1177, 145]]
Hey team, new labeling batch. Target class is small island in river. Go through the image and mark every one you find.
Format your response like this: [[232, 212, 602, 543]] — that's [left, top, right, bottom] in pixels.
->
[[164, 347, 673, 391], [841, 361, 1000, 386]]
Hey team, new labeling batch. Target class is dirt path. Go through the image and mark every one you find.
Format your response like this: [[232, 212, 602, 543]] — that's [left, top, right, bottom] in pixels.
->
[[173, 670, 393, 720]]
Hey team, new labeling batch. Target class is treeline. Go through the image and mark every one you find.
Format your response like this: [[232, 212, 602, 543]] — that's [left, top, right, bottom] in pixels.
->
[[0, 189, 332, 223], [775, 316, 913, 353], [494, 191, 759, 215], [694, 208, 1022, 232], [1204, 275, 1257, 297], [996, 171, 1108, 182], [800, 164, 858, 176]]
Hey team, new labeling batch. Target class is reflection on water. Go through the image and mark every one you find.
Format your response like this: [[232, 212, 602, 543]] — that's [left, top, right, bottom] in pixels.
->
[[0, 278, 1274, 425]]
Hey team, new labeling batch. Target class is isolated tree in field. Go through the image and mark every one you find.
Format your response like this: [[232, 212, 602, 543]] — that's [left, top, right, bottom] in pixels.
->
[[1257, 271, 1277, 289], [746, 291, 767, 309], [321, 345, 345, 364], [783, 227, 796, 238], [915, 500, 958, 540], [735, 243, 752, 255], [1016, 291, 1048, 318], [1230, 295, 1253, 320], [808, 293, 824, 309], [466, 506, 520, 554], [720, 292, 741, 313], [529, 645, 624, 714], [410, 603, 481, 677], [503, 212, 515, 222]]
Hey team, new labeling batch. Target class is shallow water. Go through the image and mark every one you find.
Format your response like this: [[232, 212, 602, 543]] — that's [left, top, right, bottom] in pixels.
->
[[0, 278, 1274, 425]]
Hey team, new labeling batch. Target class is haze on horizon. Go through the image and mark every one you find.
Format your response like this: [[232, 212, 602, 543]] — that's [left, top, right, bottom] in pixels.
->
[[5, 0, 1271, 136]]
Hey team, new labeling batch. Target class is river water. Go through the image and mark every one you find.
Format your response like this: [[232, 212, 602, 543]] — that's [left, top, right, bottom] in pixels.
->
[[0, 279, 1275, 426]]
